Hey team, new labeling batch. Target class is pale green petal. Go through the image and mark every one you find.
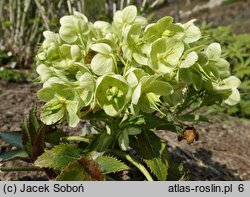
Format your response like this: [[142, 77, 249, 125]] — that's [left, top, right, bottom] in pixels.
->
[[37, 87, 55, 102], [132, 82, 141, 104], [36, 64, 52, 82], [145, 81, 174, 96], [41, 107, 65, 125], [91, 43, 112, 54], [91, 54, 115, 75], [182, 20, 201, 43], [223, 76, 241, 88], [180, 51, 198, 68], [71, 45, 81, 59], [114, 5, 137, 25], [118, 130, 129, 151], [224, 88, 240, 106], [66, 101, 80, 127], [206, 43, 221, 59]]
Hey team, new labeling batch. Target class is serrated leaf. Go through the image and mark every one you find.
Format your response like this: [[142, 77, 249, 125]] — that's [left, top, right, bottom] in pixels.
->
[[34, 144, 81, 170], [96, 155, 129, 174], [0, 132, 23, 148], [0, 149, 28, 162], [137, 130, 169, 180], [56, 157, 104, 181]]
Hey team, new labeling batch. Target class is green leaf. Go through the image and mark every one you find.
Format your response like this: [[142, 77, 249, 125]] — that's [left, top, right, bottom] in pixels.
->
[[56, 157, 104, 181], [136, 130, 169, 180], [28, 107, 40, 136], [167, 162, 189, 181], [142, 114, 177, 132], [0, 132, 22, 148], [45, 129, 68, 145], [177, 114, 208, 122], [240, 80, 250, 90], [32, 125, 49, 161], [0, 149, 29, 162], [34, 144, 82, 170], [85, 132, 114, 153], [22, 117, 33, 156], [96, 155, 129, 174]]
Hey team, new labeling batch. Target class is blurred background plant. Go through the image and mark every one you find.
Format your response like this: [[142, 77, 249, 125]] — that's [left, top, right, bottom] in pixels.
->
[[0, 0, 166, 70], [199, 22, 250, 118]]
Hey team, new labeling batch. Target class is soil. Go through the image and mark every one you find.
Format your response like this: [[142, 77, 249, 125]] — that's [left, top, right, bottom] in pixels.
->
[[0, 80, 249, 181], [156, 0, 250, 33]]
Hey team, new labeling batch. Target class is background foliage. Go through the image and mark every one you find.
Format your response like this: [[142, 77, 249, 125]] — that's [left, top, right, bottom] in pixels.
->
[[199, 23, 250, 118]]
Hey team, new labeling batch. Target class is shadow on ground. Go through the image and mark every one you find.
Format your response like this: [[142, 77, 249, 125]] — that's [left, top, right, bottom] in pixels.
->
[[170, 147, 242, 181]]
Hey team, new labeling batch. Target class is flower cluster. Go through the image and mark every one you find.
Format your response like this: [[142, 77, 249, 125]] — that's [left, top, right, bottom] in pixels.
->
[[36, 6, 240, 127]]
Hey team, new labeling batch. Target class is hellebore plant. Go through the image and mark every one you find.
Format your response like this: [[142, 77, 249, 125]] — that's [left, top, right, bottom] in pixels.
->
[[0, 6, 240, 181]]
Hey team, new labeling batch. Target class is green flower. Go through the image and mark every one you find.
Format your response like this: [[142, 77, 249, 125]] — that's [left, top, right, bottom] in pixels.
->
[[204, 43, 230, 79], [149, 38, 184, 73], [39, 31, 62, 61], [144, 16, 184, 42], [95, 74, 131, 116], [59, 12, 90, 44], [122, 24, 148, 65], [76, 70, 95, 107], [37, 83, 80, 127], [132, 75, 173, 114], [212, 76, 241, 105], [175, 20, 201, 43], [113, 5, 137, 27]]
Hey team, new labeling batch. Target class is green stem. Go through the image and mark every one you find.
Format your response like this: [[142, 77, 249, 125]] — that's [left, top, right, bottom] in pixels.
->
[[0, 166, 43, 172], [119, 56, 129, 76], [108, 150, 154, 181], [61, 136, 91, 143]]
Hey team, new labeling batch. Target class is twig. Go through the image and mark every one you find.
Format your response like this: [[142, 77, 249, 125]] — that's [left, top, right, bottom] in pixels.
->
[[34, 0, 50, 30]]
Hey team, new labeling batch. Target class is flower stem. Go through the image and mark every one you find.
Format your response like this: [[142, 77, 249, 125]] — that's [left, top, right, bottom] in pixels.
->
[[108, 150, 154, 181], [61, 136, 91, 143]]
